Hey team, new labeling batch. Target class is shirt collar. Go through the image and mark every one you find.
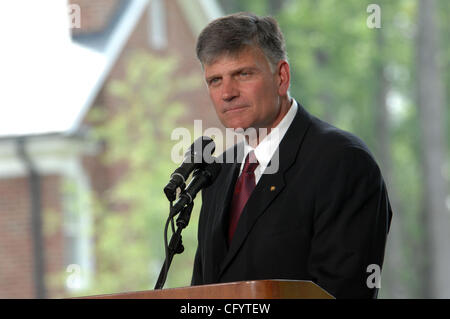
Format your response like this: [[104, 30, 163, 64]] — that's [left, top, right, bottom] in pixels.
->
[[242, 99, 298, 172]]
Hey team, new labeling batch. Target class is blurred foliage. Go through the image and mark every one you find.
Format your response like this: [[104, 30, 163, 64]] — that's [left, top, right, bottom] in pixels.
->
[[278, 0, 422, 299], [70, 51, 202, 296]]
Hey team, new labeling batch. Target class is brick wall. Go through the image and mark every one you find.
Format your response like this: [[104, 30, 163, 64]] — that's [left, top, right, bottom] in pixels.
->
[[164, 0, 221, 129], [0, 175, 63, 298], [0, 177, 34, 298], [69, 0, 121, 35]]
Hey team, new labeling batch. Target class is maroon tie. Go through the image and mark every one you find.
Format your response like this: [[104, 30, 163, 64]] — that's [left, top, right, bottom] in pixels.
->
[[228, 151, 259, 244]]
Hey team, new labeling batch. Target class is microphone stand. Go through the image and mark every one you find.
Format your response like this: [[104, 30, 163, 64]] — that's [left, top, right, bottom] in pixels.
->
[[154, 202, 194, 290]]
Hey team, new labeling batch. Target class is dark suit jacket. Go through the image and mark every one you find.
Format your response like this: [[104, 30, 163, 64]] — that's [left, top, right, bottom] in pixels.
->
[[191, 102, 392, 298]]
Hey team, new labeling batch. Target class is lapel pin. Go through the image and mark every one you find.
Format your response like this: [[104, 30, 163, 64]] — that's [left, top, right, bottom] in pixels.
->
[[270, 186, 276, 192]]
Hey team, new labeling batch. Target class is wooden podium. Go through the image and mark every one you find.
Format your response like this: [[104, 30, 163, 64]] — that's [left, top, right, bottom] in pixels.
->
[[78, 280, 334, 299]]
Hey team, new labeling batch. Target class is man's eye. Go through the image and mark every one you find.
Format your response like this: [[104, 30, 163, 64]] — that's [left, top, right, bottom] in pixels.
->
[[209, 78, 220, 85]]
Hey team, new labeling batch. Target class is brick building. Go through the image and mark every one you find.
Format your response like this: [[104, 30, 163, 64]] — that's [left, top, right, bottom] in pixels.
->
[[0, 0, 222, 298]]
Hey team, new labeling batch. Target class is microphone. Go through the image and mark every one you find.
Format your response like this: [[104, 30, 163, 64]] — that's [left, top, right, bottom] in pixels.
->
[[169, 161, 222, 218], [164, 136, 215, 201]]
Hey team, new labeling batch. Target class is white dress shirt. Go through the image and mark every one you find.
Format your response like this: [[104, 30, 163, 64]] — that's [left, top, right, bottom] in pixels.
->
[[238, 99, 298, 184]]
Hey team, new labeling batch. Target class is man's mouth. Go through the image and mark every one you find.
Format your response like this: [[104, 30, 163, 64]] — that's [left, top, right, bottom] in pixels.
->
[[223, 105, 249, 113]]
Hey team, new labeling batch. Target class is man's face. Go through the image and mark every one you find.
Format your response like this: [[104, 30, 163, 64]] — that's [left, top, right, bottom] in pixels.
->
[[203, 46, 285, 130]]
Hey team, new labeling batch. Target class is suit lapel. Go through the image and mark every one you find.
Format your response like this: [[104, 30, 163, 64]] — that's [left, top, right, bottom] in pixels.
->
[[218, 102, 312, 279], [208, 145, 242, 279]]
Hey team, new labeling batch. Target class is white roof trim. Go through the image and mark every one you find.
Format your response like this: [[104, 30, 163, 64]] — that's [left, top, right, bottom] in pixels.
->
[[198, 0, 223, 20], [0, 135, 97, 178], [176, 0, 223, 37], [69, 0, 150, 135], [0, 0, 149, 138], [0, 0, 222, 138]]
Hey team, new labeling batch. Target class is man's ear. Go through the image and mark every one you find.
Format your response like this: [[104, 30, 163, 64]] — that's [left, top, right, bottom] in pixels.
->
[[277, 60, 290, 96]]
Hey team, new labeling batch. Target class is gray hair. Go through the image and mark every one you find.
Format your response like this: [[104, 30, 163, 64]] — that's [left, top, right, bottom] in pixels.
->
[[196, 12, 288, 70]]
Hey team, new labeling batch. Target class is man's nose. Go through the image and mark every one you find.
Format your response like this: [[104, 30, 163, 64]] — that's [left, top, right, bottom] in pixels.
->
[[221, 78, 239, 102]]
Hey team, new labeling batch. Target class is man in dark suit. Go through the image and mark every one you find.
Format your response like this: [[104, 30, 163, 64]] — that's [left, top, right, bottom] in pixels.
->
[[191, 12, 392, 298]]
